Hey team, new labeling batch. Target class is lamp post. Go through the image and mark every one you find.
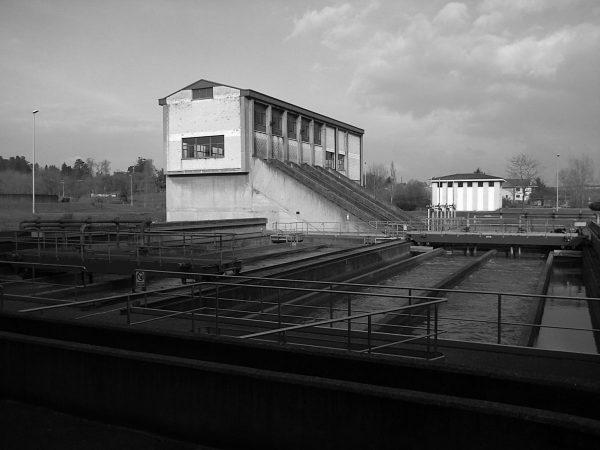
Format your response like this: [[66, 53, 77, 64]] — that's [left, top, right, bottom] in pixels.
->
[[129, 173, 133, 207], [32, 110, 39, 214], [556, 154, 560, 211]]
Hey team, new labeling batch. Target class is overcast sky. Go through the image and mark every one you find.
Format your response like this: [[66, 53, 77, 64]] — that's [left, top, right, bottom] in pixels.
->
[[1, 0, 598, 182]]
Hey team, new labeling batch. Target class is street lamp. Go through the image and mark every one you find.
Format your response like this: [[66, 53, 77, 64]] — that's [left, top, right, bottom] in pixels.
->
[[556, 154, 560, 212], [129, 173, 133, 207], [32, 109, 39, 214]]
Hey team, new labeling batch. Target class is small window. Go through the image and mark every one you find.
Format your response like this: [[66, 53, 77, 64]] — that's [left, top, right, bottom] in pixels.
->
[[192, 87, 213, 100], [467, 182, 472, 187], [254, 103, 267, 132], [337, 154, 345, 170], [272, 109, 283, 136], [182, 135, 224, 159], [287, 114, 297, 139], [314, 123, 322, 145], [457, 182, 463, 187], [447, 182, 453, 187], [478, 181, 484, 187], [489, 181, 494, 187]]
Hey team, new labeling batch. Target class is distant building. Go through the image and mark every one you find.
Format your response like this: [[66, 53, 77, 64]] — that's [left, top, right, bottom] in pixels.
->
[[158, 79, 364, 223], [430, 173, 505, 212], [502, 179, 535, 203]]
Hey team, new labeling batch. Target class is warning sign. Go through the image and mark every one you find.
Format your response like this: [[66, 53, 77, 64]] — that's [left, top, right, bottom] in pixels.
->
[[135, 270, 146, 290]]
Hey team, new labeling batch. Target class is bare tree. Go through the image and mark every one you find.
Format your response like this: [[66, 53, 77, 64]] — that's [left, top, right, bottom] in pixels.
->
[[506, 153, 539, 209], [559, 155, 595, 208], [98, 159, 111, 176]]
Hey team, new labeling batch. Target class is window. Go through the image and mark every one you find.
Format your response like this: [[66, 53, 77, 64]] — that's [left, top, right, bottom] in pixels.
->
[[192, 87, 213, 100], [447, 182, 453, 187], [272, 109, 283, 136], [337, 154, 345, 170], [457, 182, 463, 187], [467, 182, 472, 187], [182, 135, 224, 159], [314, 123, 322, 145], [254, 103, 267, 132], [325, 151, 334, 168], [300, 118, 310, 142], [489, 182, 494, 187], [287, 114, 297, 139], [478, 181, 484, 187]]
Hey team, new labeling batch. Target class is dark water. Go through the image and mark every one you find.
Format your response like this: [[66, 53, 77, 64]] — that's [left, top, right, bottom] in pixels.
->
[[438, 256, 544, 345], [535, 263, 596, 353]]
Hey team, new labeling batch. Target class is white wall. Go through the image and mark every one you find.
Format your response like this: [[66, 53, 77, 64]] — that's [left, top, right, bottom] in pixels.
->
[[163, 86, 243, 174]]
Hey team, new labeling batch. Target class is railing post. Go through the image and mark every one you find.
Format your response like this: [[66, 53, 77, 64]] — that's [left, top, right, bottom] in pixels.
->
[[367, 315, 372, 354], [347, 293, 352, 351], [126, 295, 131, 325], [497, 293, 502, 344], [329, 284, 333, 327], [426, 305, 431, 357], [278, 288, 282, 329], [215, 285, 220, 336], [434, 303, 439, 356]]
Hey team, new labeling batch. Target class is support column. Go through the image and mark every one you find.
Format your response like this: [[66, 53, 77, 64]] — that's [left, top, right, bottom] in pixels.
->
[[266, 105, 272, 160], [282, 110, 288, 162], [296, 115, 302, 164], [309, 119, 315, 166], [248, 99, 255, 158]]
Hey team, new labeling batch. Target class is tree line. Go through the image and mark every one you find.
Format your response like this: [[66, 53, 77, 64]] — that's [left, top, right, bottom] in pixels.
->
[[0, 155, 165, 201]]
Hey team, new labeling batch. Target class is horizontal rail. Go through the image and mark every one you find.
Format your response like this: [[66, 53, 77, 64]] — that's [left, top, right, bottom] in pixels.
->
[[239, 299, 446, 339]]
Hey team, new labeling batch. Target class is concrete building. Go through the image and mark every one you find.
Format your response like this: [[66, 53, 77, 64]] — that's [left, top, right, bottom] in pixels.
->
[[430, 173, 505, 212], [158, 79, 364, 224]]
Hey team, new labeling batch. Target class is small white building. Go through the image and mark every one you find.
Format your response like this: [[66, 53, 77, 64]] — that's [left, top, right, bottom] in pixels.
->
[[158, 79, 364, 223], [430, 173, 505, 212]]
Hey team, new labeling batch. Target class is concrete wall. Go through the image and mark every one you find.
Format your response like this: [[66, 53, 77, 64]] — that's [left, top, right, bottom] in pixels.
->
[[166, 158, 366, 228], [163, 86, 243, 174], [2, 318, 599, 450]]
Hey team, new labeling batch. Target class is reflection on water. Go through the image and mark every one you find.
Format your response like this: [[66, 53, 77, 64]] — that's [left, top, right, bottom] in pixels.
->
[[534, 263, 596, 353]]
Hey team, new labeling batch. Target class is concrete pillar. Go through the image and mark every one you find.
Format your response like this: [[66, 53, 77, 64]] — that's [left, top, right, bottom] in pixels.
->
[[248, 99, 255, 157], [309, 119, 315, 166], [266, 105, 272, 160], [282, 110, 288, 162], [296, 115, 302, 164]]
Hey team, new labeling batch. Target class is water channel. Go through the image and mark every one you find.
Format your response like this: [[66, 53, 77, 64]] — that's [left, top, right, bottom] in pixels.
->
[[314, 252, 597, 352]]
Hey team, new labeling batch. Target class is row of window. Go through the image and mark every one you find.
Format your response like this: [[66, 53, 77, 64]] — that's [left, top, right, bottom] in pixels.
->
[[182, 135, 224, 159], [254, 104, 323, 144], [190, 92, 330, 147], [436, 181, 497, 188]]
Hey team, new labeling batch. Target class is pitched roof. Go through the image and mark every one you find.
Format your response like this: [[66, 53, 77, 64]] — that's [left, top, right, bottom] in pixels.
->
[[158, 79, 364, 134], [431, 173, 505, 182]]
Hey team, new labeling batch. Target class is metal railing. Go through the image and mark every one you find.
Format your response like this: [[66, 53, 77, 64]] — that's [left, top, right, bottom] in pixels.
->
[[10, 230, 239, 266], [5, 266, 598, 355]]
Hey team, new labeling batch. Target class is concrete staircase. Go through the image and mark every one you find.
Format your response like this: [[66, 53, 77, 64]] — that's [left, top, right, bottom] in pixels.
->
[[268, 159, 419, 225]]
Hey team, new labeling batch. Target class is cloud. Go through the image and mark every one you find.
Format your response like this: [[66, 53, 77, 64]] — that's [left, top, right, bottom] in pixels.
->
[[287, 0, 600, 180]]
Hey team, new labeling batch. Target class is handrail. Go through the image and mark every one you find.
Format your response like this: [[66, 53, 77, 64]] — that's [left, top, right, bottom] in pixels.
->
[[239, 298, 446, 339]]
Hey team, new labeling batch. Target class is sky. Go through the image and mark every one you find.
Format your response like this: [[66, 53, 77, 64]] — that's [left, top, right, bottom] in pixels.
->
[[1, 0, 598, 182]]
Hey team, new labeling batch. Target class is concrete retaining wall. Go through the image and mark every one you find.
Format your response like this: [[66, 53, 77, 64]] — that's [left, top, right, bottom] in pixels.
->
[[1, 324, 599, 449]]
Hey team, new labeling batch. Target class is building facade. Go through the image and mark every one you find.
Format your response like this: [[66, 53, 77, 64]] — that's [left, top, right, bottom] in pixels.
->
[[158, 79, 364, 223], [430, 173, 505, 212]]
